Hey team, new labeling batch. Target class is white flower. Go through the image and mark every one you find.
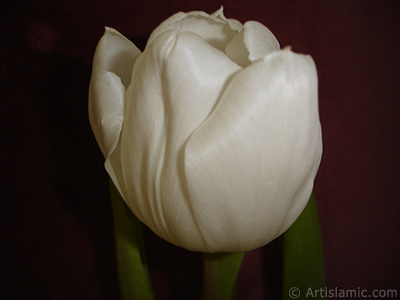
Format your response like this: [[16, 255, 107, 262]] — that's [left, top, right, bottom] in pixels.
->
[[89, 8, 322, 252]]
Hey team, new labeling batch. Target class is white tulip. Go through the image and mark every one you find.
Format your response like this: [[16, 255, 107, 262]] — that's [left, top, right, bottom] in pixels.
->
[[89, 8, 322, 253]]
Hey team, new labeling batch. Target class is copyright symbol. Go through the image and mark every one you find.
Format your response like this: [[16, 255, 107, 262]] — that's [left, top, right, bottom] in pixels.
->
[[289, 287, 300, 299]]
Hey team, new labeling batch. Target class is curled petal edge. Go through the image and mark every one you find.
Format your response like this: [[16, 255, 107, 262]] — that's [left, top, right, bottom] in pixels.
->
[[146, 8, 243, 50]]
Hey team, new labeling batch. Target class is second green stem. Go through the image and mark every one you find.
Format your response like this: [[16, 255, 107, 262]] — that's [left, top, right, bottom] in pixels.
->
[[202, 252, 245, 300]]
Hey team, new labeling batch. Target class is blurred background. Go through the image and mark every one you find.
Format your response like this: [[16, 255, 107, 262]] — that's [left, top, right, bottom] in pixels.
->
[[1, 0, 399, 299]]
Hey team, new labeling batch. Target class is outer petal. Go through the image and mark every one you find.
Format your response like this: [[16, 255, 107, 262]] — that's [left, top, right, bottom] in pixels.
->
[[226, 21, 280, 67], [146, 9, 240, 52], [119, 30, 241, 251], [185, 49, 322, 252], [88, 27, 141, 159]]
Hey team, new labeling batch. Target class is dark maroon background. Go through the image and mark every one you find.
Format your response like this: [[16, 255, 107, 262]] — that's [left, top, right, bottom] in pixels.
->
[[1, 0, 399, 299]]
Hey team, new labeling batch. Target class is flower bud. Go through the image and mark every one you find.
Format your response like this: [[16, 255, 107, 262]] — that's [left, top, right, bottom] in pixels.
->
[[89, 8, 322, 252]]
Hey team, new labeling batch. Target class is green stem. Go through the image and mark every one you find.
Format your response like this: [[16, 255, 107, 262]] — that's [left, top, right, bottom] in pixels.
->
[[202, 252, 245, 300], [110, 180, 154, 300], [282, 194, 326, 300]]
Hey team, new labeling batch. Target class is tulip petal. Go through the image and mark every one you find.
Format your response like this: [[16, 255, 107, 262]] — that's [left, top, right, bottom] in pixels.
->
[[185, 49, 322, 252], [120, 30, 241, 251], [117, 30, 180, 245], [226, 21, 280, 67], [243, 21, 280, 62], [89, 27, 141, 159], [146, 12, 187, 47], [211, 6, 243, 31], [225, 30, 249, 67], [146, 10, 240, 52]]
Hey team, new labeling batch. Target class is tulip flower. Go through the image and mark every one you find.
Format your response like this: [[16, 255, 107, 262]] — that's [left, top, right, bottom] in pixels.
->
[[89, 8, 322, 254]]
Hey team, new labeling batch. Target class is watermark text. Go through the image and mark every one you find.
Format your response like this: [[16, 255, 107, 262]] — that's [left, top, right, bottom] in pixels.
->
[[288, 287, 398, 299]]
